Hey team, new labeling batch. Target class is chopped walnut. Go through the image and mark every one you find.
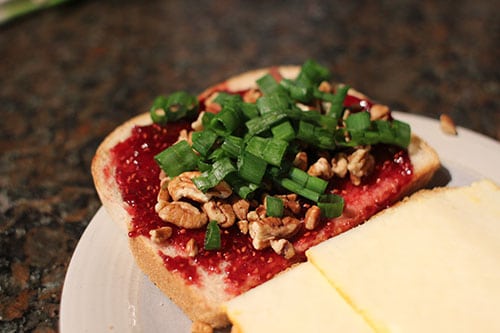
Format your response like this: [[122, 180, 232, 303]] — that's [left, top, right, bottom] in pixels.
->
[[191, 321, 213, 333], [157, 201, 208, 229], [347, 146, 375, 186], [307, 157, 334, 180], [304, 205, 321, 230], [176, 129, 193, 145], [293, 151, 308, 171], [248, 216, 300, 250], [270, 239, 296, 259], [331, 152, 348, 178], [276, 193, 301, 215], [232, 198, 250, 220], [202, 200, 236, 228], [318, 81, 332, 93], [155, 177, 171, 213], [440, 114, 458, 135], [186, 238, 199, 257], [149, 226, 173, 244], [205, 92, 221, 113], [370, 104, 390, 121], [242, 88, 262, 103], [238, 220, 249, 234], [191, 111, 205, 131]]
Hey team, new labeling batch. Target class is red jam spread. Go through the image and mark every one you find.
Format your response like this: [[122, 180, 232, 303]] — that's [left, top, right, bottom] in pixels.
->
[[110, 87, 413, 296]]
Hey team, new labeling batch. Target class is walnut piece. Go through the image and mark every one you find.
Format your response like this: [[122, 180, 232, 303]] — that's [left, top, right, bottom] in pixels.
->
[[370, 104, 390, 121], [202, 200, 236, 228], [191, 320, 213, 333], [149, 226, 173, 244], [307, 157, 334, 180], [347, 146, 375, 186], [248, 216, 300, 250], [440, 114, 458, 135], [270, 239, 296, 259], [304, 205, 321, 230], [331, 152, 348, 178], [157, 201, 208, 229], [186, 238, 199, 257], [293, 151, 308, 171]]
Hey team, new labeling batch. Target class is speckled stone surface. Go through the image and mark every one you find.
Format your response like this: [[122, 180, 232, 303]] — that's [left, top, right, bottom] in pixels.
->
[[0, 0, 498, 331]]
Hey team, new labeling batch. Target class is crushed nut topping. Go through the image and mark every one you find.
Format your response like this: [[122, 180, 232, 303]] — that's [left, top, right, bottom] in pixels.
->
[[202, 200, 236, 228], [186, 238, 199, 257], [270, 238, 296, 259], [248, 216, 300, 250], [370, 104, 390, 121], [149, 226, 173, 244], [191, 320, 213, 333], [440, 114, 458, 135], [307, 157, 334, 180], [304, 205, 321, 230], [347, 146, 375, 186]]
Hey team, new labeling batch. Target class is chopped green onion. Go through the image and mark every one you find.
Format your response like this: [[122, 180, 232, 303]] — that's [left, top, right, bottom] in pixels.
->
[[237, 151, 267, 184], [266, 196, 284, 217], [209, 103, 243, 136], [271, 121, 295, 141], [193, 157, 236, 192], [221, 135, 243, 158], [204, 220, 221, 250], [288, 167, 328, 194], [391, 119, 411, 148], [150, 91, 198, 124], [256, 74, 285, 95], [241, 102, 260, 119], [280, 78, 313, 103], [245, 111, 288, 135], [256, 93, 290, 115], [295, 59, 331, 87], [323, 85, 349, 120], [154, 141, 199, 177], [346, 111, 371, 131], [225, 174, 259, 199], [278, 178, 320, 202], [318, 194, 344, 218], [191, 130, 218, 157]]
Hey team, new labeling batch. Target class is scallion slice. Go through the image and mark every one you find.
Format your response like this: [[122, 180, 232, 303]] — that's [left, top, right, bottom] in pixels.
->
[[237, 151, 267, 184], [318, 194, 344, 218], [204, 220, 221, 250], [271, 121, 295, 141], [266, 196, 284, 217], [191, 130, 218, 157], [150, 91, 199, 124], [154, 140, 199, 177]]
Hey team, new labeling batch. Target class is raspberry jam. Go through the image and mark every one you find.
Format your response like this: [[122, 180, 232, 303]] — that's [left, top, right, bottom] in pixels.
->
[[110, 89, 413, 296]]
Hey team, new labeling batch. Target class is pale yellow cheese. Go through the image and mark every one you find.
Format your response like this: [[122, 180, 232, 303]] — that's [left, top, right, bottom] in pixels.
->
[[223, 262, 374, 333], [307, 179, 500, 333]]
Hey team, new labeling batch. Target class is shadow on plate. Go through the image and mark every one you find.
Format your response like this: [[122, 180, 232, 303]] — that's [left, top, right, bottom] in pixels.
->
[[424, 166, 452, 189]]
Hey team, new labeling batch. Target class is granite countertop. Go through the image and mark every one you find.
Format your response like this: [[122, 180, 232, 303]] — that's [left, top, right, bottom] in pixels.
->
[[0, 0, 498, 331]]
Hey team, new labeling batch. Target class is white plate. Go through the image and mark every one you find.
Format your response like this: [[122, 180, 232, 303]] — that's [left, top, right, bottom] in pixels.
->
[[60, 112, 500, 333]]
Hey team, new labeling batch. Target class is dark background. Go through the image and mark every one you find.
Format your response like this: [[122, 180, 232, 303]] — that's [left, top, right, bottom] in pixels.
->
[[1, 0, 498, 331]]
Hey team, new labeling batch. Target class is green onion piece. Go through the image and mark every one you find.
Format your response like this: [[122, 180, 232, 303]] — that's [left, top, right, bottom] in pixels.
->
[[280, 78, 313, 103], [154, 141, 199, 177], [245, 111, 288, 135], [296, 120, 316, 143], [306, 175, 328, 194], [209, 103, 243, 136], [278, 178, 320, 202], [318, 194, 344, 218], [263, 138, 288, 167], [271, 121, 295, 141], [322, 85, 349, 120], [295, 59, 331, 87], [237, 151, 267, 184], [202, 112, 215, 128], [391, 119, 411, 148], [346, 111, 371, 131], [288, 167, 309, 187], [245, 136, 268, 158], [191, 130, 218, 157], [256, 93, 290, 115], [197, 160, 212, 172], [204, 220, 221, 250], [214, 92, 243, 106], [256, 73, 285, 95], [221, 135, 243, 158], [241, 102, 260, 119], [193, 157, 236, 192], [225, 174, 259, 199], [266, 196, 284, 217], [150, 91, 199, 124], [208, 147, 228, 161]]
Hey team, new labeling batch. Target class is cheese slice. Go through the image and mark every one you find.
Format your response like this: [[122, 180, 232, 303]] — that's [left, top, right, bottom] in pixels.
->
[[307, 179, 500, 333], [224, 262, 374, 333]]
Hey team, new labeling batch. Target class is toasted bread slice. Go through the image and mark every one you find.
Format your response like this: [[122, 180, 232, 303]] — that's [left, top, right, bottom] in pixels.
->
[[91, 66, 440, 328]]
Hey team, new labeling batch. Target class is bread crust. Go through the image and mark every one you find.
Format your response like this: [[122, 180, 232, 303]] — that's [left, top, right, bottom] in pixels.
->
[[91, 66, 440, 328]]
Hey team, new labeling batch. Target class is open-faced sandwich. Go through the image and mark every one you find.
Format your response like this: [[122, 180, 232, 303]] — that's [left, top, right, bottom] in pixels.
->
[[91, 60, 440, 330]]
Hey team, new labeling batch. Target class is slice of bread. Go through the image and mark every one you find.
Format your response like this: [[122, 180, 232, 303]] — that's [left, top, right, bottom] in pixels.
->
[[91, 66, 440, 328]]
